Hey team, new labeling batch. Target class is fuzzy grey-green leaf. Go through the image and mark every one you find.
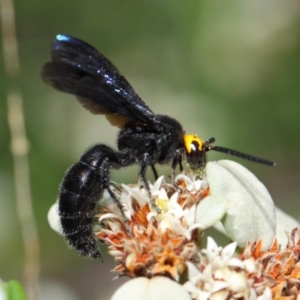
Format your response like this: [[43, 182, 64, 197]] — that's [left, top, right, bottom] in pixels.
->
[[206, 160, 276, 250], [195, 195, 227, 230]]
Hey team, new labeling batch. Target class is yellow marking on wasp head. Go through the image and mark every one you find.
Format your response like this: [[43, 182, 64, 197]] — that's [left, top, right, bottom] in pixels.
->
[[183, 134, 204, 153]]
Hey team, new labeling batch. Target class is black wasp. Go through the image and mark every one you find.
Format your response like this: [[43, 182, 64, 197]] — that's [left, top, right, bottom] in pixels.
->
[[42, 34, 276, 259]]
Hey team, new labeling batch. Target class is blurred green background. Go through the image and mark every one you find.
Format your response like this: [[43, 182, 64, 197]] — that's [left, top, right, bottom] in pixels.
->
[[1, 1, 300, 299]]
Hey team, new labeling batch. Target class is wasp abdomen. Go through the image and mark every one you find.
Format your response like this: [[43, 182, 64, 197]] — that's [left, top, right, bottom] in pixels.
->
[[59, 162, 103, 259], [58, 144, 125, 259]]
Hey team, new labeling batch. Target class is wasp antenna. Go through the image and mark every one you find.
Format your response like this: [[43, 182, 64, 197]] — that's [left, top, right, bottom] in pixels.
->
[[211, 145, 276, 167], [206, 137, 216, 144]]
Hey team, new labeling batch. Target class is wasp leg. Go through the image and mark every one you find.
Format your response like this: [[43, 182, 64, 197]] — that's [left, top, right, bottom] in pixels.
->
[[150, 164, 159, 180], [105, 185, 131, 236], [171, 154, 183, 184], [139, 154, 161, 213], [178, 155, 183, 173], [58, 144, 126, 259], [170, 155, 184, 196]]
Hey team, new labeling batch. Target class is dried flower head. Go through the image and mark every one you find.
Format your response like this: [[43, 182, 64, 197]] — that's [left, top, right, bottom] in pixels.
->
[[183, 237, 272, 300], [241, 228, 300, 300], [96, 174, 213, 280]]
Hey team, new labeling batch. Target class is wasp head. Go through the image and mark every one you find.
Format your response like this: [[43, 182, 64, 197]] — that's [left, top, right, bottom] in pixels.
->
[[183, 134, 208, 169]]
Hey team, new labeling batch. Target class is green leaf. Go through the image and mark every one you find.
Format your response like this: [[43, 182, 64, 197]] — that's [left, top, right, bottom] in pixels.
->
[[4, 281, 27, 300]]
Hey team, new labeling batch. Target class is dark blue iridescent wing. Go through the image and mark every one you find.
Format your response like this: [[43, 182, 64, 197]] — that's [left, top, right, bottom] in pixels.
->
[[41, 34, 159, 129]]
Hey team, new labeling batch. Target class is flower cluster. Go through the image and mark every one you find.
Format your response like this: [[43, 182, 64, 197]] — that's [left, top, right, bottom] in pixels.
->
[[96, 174, 210, 279], [48, 160, 300, 300], [184, 238, 272, 300], [241, 228, 300, 300]]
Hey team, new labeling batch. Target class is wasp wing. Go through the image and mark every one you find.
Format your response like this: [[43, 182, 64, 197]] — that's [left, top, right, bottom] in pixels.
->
[[41, 34, 159, 129]]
